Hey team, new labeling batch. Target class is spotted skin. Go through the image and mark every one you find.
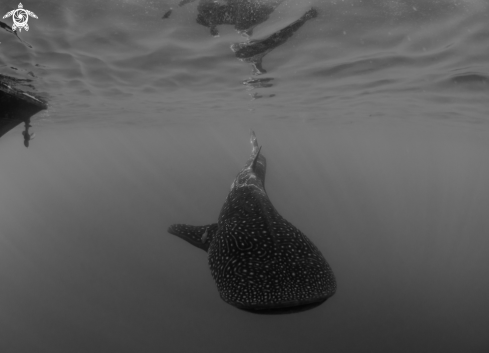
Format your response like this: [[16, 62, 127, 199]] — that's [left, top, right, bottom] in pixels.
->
[[168, 131, 336, 312]]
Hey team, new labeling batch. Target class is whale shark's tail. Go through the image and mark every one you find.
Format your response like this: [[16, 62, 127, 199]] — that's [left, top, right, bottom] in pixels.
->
[[250, 129, 260, 155], [249, 130, 266, 186]]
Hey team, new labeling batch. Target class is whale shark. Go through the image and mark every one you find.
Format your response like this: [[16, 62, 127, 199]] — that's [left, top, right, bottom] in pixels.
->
[[168, 131, 336, 313], [231, 7, 318, 74]]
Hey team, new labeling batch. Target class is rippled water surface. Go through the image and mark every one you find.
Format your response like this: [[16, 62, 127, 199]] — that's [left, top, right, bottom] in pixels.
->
[[1, 0, 489, 352]]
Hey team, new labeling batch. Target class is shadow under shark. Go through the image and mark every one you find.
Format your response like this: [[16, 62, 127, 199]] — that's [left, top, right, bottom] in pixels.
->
[[168, 131, 336, 314]]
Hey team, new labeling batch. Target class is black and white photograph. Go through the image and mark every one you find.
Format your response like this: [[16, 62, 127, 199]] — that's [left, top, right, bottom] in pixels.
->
[[1, 0, 488, 352]]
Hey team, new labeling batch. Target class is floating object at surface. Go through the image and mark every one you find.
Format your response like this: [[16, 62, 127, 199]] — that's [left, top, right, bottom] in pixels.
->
[[0, 75, 47, 143]]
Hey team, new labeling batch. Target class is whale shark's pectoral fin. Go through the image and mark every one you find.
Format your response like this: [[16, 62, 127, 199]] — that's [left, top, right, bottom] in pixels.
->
[[167, 223, 218, 252]]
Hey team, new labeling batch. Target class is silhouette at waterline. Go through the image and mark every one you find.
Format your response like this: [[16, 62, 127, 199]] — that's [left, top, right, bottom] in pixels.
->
[[0, 75, 47, 147]]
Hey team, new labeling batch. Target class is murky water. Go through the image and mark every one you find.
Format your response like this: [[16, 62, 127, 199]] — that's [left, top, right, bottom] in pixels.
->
[[1, 0, 489, 352]]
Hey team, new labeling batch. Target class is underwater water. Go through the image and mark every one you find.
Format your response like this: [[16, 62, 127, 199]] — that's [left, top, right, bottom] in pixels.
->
[[1, 0, 489, 351]]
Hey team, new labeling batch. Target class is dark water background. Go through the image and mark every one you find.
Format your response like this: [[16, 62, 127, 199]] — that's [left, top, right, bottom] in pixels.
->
[[1, 0, 489, 352]]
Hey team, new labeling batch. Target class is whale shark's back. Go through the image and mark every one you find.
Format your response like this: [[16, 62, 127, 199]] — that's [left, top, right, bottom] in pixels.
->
[[208, 185, 336, 312]]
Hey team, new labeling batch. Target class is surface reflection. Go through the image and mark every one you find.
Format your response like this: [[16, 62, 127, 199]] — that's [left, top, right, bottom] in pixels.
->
[[231, 7, 318, 75], [192, 0, 283, 37], [176, 0, 318, 95], [242, 77, 275, 99]]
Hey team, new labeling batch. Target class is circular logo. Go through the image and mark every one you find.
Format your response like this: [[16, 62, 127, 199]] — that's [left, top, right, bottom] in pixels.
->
[[3, 3, 38, 32], [12, 9, 28, 29]]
